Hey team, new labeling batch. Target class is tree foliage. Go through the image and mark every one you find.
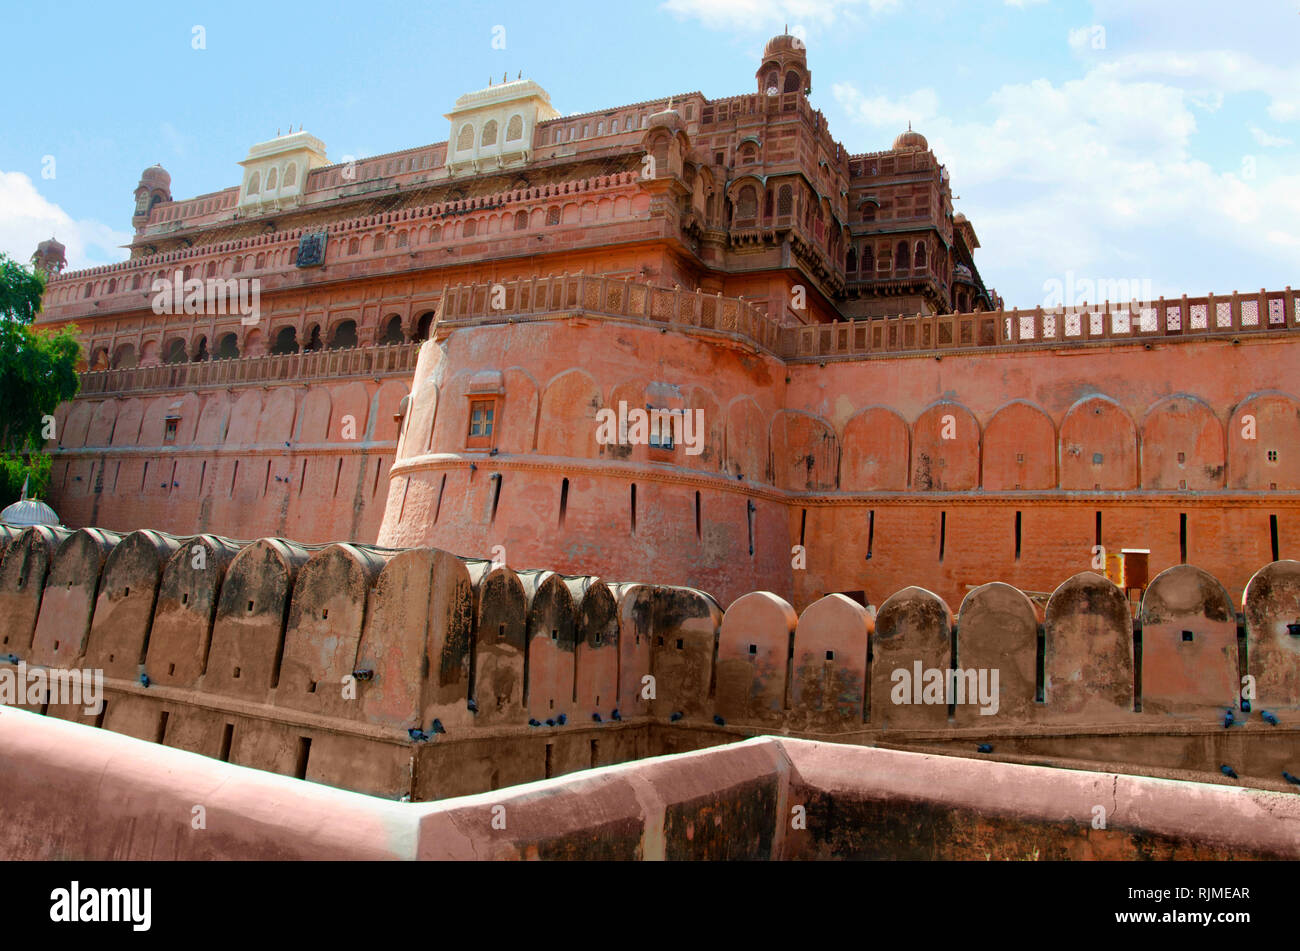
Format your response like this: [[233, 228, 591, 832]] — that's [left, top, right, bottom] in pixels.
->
[[0, 253, 81, 507]]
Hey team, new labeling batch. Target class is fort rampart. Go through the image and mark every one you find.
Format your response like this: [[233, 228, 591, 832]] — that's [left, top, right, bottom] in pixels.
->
[[2, 523, 1298, 805], [39, 276, 1300, 610]]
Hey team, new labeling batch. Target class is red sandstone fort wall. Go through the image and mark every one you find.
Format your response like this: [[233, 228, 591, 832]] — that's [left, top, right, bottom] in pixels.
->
[[378, 303, 1300, 608], [36, 274, 1300, 610], [3, 523, 1298, 805], [47, 375, 408, 543]]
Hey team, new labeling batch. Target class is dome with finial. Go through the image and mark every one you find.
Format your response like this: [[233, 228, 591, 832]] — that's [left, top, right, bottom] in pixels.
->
[[893, 124, 929, 152], [646, 101, 686, 135], [0, 478, 60, 529], [764, 27, 806, 57], [31, 236, 66, 274], [140, 163, 171, 189]]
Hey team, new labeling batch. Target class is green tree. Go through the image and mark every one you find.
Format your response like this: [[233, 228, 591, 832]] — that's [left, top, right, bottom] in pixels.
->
[[0, 253, 81, 507]]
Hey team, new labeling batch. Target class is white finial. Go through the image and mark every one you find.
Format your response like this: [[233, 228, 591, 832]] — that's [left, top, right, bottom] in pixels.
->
[[19, 476, 29, 502]]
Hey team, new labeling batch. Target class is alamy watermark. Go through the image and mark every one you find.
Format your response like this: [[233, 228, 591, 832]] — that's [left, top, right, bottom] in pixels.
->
[[151, 271, 261, 325], [0, 661, 103, 715], [1041, 270, 1154, 313], [595, 401, 706, 456], [50, 881, 150, 931], [890, 662, 1000, 715]]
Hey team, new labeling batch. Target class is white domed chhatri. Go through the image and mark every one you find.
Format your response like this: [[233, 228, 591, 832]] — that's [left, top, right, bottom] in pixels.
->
[[1, 478, 60, 528]]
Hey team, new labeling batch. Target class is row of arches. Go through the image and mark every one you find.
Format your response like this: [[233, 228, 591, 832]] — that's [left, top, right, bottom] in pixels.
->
[[404, 365, 1300, 493], [846, 239, 936, 277], [54, 378, 409, 452], [760, 67, 805, 95], [90, 311, 438, 370], [454, 114, 526, 153], [723, 179, 843, 262], [771, 392, 1300, 492], [548, 112, 650, 144], [244, 160, 301, 200], [52, 190, 649, 307]]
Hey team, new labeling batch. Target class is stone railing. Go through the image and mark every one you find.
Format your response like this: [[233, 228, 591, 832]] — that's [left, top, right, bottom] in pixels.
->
[[437, 273, 784, 353], [77, 342, 420, 396], [67, 283, 1300, 394], [700, 91, 831, 144], [783, 287, 1300, 360]]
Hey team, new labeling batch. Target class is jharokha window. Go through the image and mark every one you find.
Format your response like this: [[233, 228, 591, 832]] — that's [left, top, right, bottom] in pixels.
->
[[467, 399, 497, 449]]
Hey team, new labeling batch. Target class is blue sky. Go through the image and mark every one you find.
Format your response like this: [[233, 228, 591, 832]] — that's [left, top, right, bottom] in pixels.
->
[[2, 0, 1297, 307]]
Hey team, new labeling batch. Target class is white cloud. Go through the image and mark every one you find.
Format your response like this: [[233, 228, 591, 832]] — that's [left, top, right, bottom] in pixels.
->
[[660, 0, 895, 31], [1250, 125, 1293, 148], [1006, 0, 1047, 7], [0, 171, 132, 274], [831, 82, 939, 128], [1098, 50, 1300, 127]]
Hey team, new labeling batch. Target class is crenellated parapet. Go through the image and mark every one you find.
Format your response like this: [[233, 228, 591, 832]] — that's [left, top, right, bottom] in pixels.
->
[[2, 524, 1298, 803]]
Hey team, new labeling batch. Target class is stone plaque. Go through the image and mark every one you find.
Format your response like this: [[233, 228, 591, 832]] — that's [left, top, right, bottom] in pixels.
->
[[296, 231, 328, 268]]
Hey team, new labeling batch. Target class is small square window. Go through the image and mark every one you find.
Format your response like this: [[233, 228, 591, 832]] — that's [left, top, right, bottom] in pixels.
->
[[647, 406, 676, 451], [1177, 452, 1186, 465], [1267, 449, 1279, 463], [469, 401, 494, 437], [1182, 630, 1194, 642], [164, 418, 179, 441], [748, 644, 757, 655], [825, 650, 835, 661], [466, 398, 497, 449]]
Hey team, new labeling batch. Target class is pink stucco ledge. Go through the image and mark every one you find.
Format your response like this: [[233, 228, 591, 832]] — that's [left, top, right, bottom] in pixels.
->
[[3, 707, 1299, 859]]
